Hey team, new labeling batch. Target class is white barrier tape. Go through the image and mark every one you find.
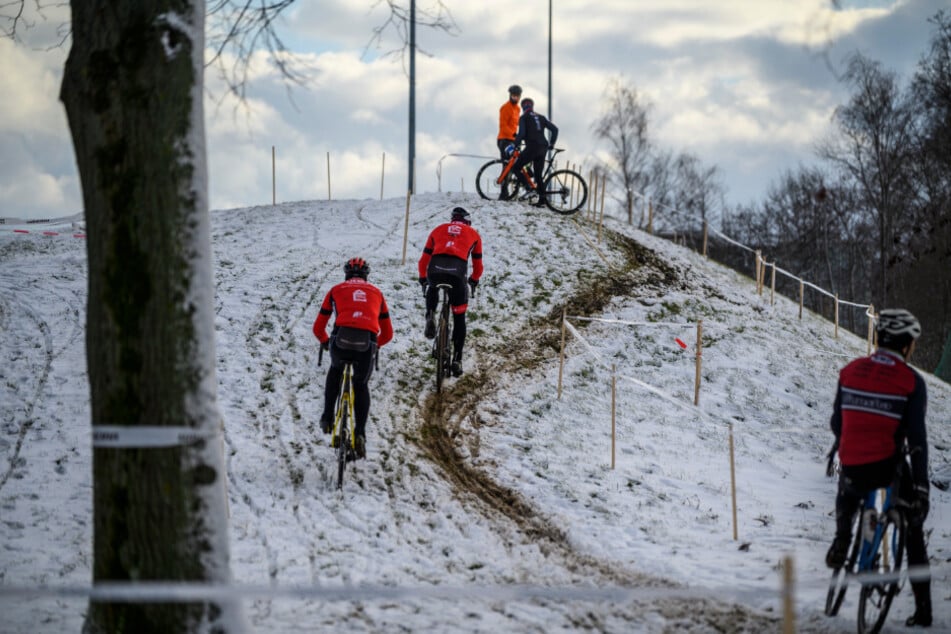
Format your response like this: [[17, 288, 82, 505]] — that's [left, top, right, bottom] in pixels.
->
[[0, 581, 749, 604], [92, 426, 216, 448], [567, 316, 698, 329], [0, 212, 84, 226], [707, 227, 755, 253]]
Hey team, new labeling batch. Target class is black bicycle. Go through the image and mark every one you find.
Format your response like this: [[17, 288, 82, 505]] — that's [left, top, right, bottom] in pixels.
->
[[824, 485, 906, 633], [475, 147, 587, 215], [432, 283, 454, 393], [318, 347, 358, 489]]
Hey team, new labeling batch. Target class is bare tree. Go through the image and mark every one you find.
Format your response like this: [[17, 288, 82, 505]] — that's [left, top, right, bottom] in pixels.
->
[[592, 78, 652, 226], [818, 53, 917, 306]]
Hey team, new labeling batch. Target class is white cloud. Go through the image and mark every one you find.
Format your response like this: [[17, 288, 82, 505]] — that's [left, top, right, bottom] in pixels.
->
[[0, 0, 944, 218]]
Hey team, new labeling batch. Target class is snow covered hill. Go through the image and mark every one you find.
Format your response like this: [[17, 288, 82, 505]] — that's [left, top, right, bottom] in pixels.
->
[[1, 193, 948, 633]]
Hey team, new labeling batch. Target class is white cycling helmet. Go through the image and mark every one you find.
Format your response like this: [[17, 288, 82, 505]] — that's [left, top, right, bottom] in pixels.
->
[[876, 308, 921, 348]]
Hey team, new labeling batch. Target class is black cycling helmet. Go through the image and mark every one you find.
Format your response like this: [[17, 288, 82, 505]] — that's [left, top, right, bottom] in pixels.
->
[[450, 207, 471, 225], [508, 84, 522, 95], [520, 97, 534, 111], [876, 308, 921, 350], [344, 257, 370, 280]]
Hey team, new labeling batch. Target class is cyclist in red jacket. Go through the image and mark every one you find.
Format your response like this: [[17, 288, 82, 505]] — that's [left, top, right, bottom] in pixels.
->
[[313, 257, 393, 459], [418, 207, 483, 377], [826, 308, 931, 627]]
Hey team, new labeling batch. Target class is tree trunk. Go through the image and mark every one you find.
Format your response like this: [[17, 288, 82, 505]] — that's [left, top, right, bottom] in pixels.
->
[[60, 2, 242, 631]]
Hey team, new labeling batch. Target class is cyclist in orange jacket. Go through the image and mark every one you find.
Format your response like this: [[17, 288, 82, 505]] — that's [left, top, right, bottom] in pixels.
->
[[497, 84, 522, 159], [418, 207, 483, 377], [313, 257, 393, 459]]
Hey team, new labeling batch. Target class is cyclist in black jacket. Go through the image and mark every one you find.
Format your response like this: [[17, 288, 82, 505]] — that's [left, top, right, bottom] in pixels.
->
[[505, 97, 558, 207]]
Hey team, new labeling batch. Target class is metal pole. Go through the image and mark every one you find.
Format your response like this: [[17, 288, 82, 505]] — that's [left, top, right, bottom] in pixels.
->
[[547, 0, 552, 120], [408, 0, 416, 194]]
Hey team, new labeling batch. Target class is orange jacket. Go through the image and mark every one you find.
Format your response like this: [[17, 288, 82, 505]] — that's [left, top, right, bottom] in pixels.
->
[[312, 278, 393, 347], [418, 221, 484, 281], [498, 100, 520, 141]]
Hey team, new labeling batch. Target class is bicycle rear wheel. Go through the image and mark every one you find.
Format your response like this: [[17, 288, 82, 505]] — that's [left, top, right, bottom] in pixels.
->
[[543, 169, 588, 215], [857, 510, 905, 633], [825, 514, 863, 616], [435, 302, 450, 393]]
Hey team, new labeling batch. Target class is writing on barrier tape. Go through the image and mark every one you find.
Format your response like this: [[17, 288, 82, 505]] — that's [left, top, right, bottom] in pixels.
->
[[93, 426, 214, 448]]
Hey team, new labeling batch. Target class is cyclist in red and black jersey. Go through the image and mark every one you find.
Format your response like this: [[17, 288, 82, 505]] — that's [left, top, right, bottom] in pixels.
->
[[826, 308, 932, 627], [418, 207, 483, 377], [313, 257, 393, 459]]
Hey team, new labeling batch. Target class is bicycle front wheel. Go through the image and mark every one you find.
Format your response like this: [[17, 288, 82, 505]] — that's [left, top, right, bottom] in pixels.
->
[[857, 510, 905, 633], [543, 169, 588, 215], [476, 160, 505, 200], [336, 419, 349, 489]]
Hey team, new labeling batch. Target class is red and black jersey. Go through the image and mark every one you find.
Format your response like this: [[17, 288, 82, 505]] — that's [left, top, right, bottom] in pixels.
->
[[831, 349, 929, 487], [312, 278, 393, 347], [418, 221, 483, 281]]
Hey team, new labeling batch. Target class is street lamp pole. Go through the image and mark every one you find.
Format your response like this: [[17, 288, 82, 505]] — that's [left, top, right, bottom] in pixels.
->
[[547, 0, 552, 119]]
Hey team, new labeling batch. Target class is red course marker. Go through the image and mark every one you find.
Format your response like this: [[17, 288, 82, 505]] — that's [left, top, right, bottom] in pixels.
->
[[675, 338, 687, 349]]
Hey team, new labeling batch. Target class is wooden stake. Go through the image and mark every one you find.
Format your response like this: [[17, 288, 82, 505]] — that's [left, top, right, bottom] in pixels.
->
[[611, 364, 616, 470], [694, 319, 703, 406], [598, 176, 605, 243], [782, 556, 796, 634], [702, 220, 708, 258], [271, 145, 276, 205], [326, 151, 331, 200], [770, 262, 776, 306], [798, 280, 804, 320], [867, 304, 875, 355], [401, 190, 411, 265], [380, 152, 386, 200], [755, 250, 762, 295], [729, 423, 738, 541], [557, 307, 567, 399], [834, 293, 839, 338]]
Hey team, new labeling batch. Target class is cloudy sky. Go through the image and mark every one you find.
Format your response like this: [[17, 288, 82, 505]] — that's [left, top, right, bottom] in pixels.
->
[[0, 0, 945, 220]]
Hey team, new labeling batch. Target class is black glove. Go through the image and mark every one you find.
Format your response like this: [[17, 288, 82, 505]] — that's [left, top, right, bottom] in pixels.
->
[[320, 340, 329, 352], [468, 277, 478, 295], [909, 484, 929, 524]]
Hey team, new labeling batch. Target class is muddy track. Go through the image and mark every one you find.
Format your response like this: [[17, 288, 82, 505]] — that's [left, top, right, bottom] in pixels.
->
[[412, 228, 792, 629], [416, 231, 676, 574]]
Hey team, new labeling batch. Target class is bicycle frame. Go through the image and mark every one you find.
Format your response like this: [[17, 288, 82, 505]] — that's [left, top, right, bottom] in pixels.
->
[[332, 362, 356, 488]]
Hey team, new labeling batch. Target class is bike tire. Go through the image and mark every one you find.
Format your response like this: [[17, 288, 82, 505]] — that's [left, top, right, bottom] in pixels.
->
[[476, 159, 504, 200], [336, 413, 348, 489], [543, 169, 588, 214], [856, 510, 905, 633], [435, 299, 450, 393], [825, 506, 865, 617]]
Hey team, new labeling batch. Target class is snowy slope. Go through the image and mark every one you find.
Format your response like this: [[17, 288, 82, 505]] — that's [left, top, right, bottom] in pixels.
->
[[1, 194, 949, 633]]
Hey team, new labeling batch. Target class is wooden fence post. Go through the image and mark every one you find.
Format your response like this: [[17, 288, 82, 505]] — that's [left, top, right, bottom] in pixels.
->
[[557, 307, 567, 399], [611, 364, 616, 470], [770, 262, 776, 306], [798, 280, 804, 320], [834, 293, 839, 338], [380, 152, 385, 200], [271, 145, 276, 205], [702, 220, 708, 258], [326, 151, 331, 200], [729, 422, 738, 541], [694, 319, 703, 406], [598, 177, 606, 243], [401, 191, 411, 265], [782, 555, 796, 634], [867, 304, 875, 355], [755, 251, 762, 295]]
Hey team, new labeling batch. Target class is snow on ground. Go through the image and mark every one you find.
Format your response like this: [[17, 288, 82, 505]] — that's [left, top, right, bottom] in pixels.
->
[[1, 194, 948, 633]]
